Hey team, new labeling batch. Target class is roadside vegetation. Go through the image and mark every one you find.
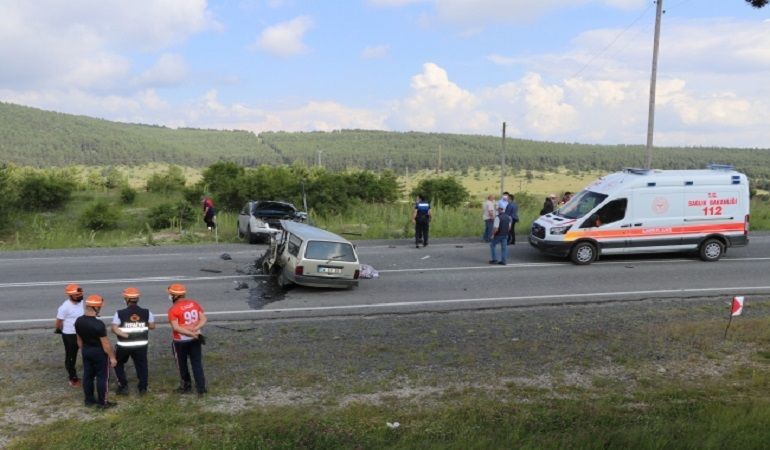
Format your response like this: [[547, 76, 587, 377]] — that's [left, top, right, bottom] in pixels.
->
[[4, 298, 770, 448], [0, 162, 768, 250]]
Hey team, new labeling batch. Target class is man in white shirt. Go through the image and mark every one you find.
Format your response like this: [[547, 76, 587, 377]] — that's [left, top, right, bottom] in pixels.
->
[[482, 194, 496, 242], [55, 284, 85, 387]]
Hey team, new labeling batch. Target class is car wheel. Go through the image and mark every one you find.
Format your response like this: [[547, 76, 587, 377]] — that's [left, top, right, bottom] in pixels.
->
[[699, 238, 724, 262], [277, 271, 291, 289], [570, 242, 596, 265]]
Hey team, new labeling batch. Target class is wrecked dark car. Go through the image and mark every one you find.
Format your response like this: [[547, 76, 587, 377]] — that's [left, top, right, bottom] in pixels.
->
[[237, 200, 307, 244]]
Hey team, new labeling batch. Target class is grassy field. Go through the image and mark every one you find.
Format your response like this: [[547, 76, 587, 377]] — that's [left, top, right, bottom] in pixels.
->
[[5, 298, 770, 448], [1, 166, 768, 250]]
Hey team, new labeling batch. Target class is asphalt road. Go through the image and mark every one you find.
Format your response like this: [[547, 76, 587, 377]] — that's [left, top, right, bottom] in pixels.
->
[[2, 233, 769, 330]]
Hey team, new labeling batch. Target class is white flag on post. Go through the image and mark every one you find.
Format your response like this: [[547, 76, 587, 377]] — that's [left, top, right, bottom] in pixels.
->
[[731, 296, 745, 317]]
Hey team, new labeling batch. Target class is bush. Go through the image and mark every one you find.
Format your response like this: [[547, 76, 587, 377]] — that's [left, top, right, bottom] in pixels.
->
[[120, 186, 137, 204], [147, 201, 196, 230], [411, 176, 469, 208], [80, 201, 121, 231], [146, 165, 186, 193], [17, 172, 76, 211]]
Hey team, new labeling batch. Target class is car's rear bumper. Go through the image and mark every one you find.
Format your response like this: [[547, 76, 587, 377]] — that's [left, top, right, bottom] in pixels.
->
[[291, 274, 359, 289]]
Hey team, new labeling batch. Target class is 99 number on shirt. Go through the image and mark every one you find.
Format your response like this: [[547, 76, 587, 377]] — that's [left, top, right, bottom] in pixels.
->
[[183, 310, 199, 324]]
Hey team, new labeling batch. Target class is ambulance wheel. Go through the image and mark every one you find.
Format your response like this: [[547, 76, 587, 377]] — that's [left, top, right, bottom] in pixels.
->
[[699, 238, 724, 262], [570, 242, 596, 265]]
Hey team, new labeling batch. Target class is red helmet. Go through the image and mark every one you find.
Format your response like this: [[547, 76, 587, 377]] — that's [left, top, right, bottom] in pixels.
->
[[64, 284, 82, 296], [122, 287, 141, 299], [167, 283, 187, 296], [85, 294, 104, 308]]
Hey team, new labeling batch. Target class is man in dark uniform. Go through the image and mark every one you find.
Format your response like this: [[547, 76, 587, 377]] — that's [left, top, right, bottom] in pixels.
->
[[75, 294, 117, 409], [111, 287, 155, 396], [503, 192, 519, 245], [411, 194, 432, 248]]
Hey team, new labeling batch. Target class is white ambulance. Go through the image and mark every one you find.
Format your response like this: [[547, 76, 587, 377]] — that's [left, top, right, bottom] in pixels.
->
[[528, 166, 750, 264]]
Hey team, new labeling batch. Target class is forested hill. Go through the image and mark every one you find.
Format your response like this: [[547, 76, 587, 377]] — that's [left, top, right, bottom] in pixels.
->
[[2, 101, 770, 181]]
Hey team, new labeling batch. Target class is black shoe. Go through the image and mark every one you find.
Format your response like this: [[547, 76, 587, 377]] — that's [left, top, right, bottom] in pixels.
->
[[423, 243, 428, 247], [176, 386, 192, 394], [84, 401, 98, 408], [138, 389, 147, 396], [197, 389, 208, 397], [488, 260, 498, 264], [415, 244, 420, 248], [116, 385, 128, 396], [498, 261, 507, 265], [98, 401, 117, 410]]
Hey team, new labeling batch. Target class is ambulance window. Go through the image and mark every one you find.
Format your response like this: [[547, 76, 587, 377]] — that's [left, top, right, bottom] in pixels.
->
[[560, 191, 608, 219], [582, 198, 627, 228]]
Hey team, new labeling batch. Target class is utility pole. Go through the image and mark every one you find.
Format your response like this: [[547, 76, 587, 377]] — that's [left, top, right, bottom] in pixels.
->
[[317, 149, 323, 167], [437, 144, 442, 173], [500, 122, 506, 195], [645, 0, 663, 169]]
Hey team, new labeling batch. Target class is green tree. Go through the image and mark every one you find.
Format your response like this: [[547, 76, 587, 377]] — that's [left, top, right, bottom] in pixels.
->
[[17, 172, 75, 211], [411, 176, 469, 208], [146, 165, 186, 193], [747, 0, 768, 8]]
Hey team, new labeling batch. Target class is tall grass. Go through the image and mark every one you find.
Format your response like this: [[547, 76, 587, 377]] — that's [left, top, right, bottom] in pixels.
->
[[1, 189, 768, 251]]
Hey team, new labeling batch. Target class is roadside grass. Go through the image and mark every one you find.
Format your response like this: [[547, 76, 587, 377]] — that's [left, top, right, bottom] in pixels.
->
[[6, 299, 770, 448], [1, 167, 769, 250]]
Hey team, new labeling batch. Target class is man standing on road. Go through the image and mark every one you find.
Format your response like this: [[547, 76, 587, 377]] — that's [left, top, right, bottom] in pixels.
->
[[167, 284, 208, 395], [55, 284, 85, 388], [75, 294, 117, 409], [489, 203, 512, 266], [412, 194, 432, 248], [504, 192, 519, 245], [111, 287, 155, 396], [482, 194, 495, 242]]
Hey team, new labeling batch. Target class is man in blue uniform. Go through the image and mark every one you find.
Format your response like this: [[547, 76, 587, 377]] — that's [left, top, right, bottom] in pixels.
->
[[411, 194, 432, 248], [75, 294, 117, 408], [111, 287, 155, 396]]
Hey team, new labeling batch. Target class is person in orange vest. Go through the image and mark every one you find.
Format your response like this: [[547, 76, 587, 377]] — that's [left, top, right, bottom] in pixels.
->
[[167, 283, 208, 395]]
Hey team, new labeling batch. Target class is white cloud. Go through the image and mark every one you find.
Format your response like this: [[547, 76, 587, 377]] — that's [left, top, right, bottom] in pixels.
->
[[0, 0, 216, 91], [361, 45, 391, 59], [253, 16, 314, 57], [391, 62, 490, 132], [429, 0, 647, 28], [136, 54, 190, 88]]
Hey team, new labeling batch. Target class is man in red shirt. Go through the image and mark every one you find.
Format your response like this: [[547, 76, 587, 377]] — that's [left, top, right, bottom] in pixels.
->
[[166, 283, 207, 395]]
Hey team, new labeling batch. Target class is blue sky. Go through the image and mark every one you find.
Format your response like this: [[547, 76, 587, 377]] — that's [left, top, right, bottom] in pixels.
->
[[1, 0, 769, 148]]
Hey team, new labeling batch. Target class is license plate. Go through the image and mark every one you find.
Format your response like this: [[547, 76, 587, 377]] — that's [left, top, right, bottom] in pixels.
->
[[317, 266, 342, 274]]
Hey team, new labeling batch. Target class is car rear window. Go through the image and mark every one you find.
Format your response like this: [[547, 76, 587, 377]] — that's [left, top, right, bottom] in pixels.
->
[[304, 241, 357, 262]]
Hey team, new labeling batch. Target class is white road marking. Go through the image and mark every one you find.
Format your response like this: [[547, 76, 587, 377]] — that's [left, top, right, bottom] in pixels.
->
[[4, 285, 769, 326], [0, 274, 258, 289]]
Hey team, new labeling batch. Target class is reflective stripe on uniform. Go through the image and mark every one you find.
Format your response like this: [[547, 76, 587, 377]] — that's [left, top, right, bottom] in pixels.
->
[[117, 340, 149, 347]]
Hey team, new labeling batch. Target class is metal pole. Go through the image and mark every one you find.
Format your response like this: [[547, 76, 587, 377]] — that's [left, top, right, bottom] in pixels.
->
[[645, 0, 663, 169], [500, 122, 506, 195]]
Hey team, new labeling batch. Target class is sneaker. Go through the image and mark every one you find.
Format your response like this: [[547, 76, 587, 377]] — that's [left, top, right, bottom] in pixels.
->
[[69, 379, 81, 388], [116, 385, 128, 396], [97, 401, 118, 410]]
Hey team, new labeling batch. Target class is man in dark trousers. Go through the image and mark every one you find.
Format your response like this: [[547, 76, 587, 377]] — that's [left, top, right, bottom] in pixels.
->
[[411, 194, 432, 248], [489, 203, 512, 266], [55, 284, 84, 388], [111, 287, 156, 396], [503, 192, 519, 245], [167, 283, 208, 395], [75, 294, 117, 409]]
